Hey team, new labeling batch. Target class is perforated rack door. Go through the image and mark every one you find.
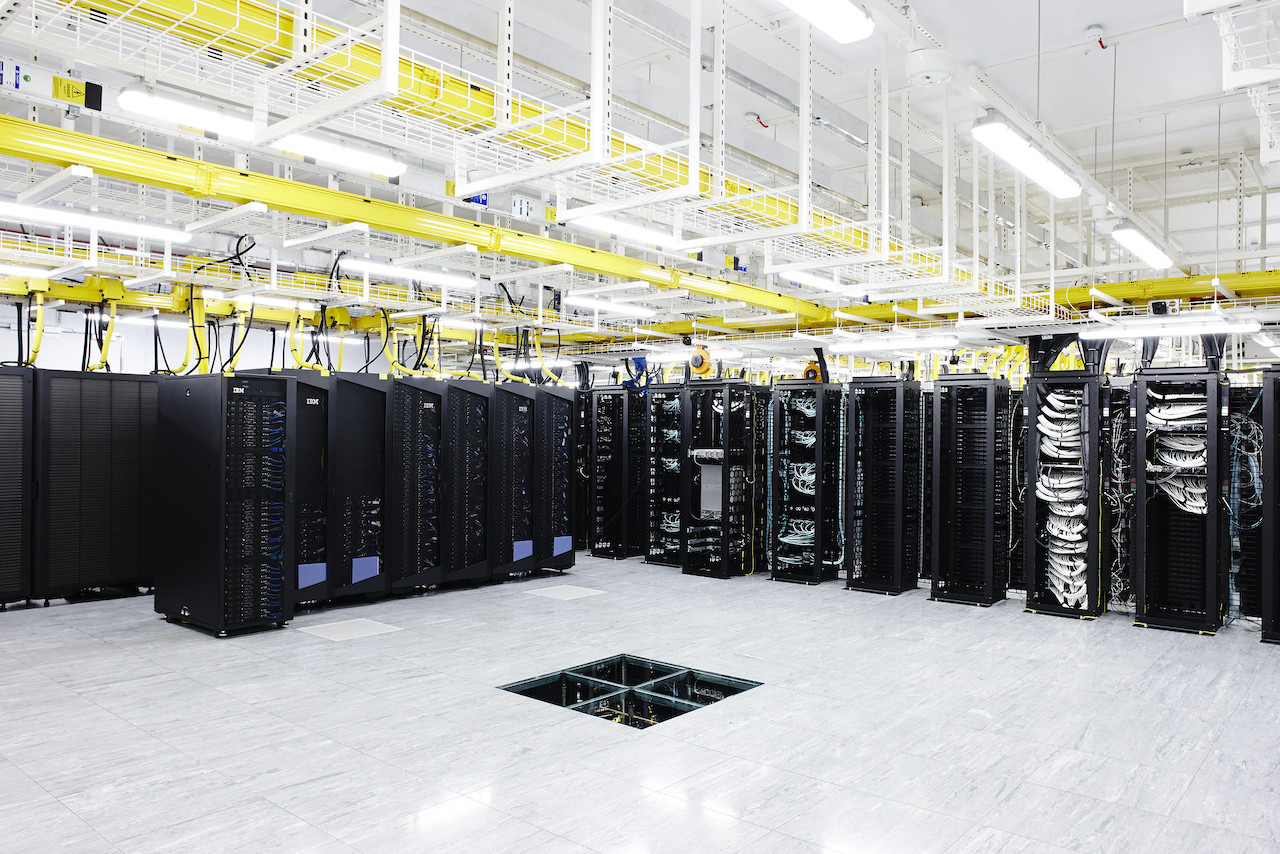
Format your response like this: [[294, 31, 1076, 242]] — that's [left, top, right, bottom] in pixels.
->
[[387, 378, 445, 591], [1262, 369, 1280, 643], [846, 379, 923, 595], [0, 368, 31, 605], [1132, 369, 1227, 634], [931, 375, 1010, 606], [34, 371, 160, 600], [646, 385, 686, 568], [326, 376, 389, 599], [589, 387, 646, 558], [538, 386, 577, 570], [493, 384, 538, 578], [444, 380, 493, 583]]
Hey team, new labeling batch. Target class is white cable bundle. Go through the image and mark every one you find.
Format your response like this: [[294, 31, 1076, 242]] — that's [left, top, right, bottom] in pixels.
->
[[660, 512, 680, 533], [1146, 388, 1209, 514], [792, 430, 817, 447], [662, 428, 679, 442], [792, 395, 818, 417], [662, 397, 680, 413], [790, 462, 817, 495], [778, 518, 816, 546], [1037, 387, 1088, 609]]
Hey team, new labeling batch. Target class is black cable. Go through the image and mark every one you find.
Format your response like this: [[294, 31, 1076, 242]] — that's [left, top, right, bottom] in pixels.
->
[[361, 313, 389, 373], [152, 314, 176, 375], [269, 326, 277, 370], [1, 302, 23, 367], [80, 308, 90, 371], [221, 302, 256, 372]]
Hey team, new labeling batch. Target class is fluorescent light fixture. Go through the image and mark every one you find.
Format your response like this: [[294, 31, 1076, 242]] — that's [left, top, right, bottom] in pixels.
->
[[1256, 332, 1277, 347], [785, 270, 858, 293], [277, 134, 406, 178], [831, 333, 959, 354], [562, 293, 656, 317], [115, 312, 191, 330], [630, 326, 680, 338], [118, 82, 255, 139], [779, 0, 874, 43], [722, 312, 797, 327], [1078, 315, 1260, 340], [231, 293, 320, 311], [117, 82, 407, 177], [340, 257, 479, 289], [16, 165, 93, 206], [0, 263, 51, 276], [0, 200, 192, 243], [186, 202, 268, 234], [1270, 346, 1280, 359], [1111, 220, 1173, 270], [568, 214, 679, 248], [388, 307, 447, 320], [971, 110, 1081, 200], [833, 309, 875, 324]]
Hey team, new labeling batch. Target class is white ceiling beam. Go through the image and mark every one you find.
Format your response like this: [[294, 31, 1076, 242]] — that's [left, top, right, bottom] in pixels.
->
[[282, 221, 369, 249], [16, 165, 92, 205], [185, 202, 268, 234], [395, 244, 479, 265]]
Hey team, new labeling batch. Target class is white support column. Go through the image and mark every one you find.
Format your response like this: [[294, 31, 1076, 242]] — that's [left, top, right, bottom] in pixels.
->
[[866, 68, 877, 215], [590, 0, 614, 161], [971, 132, 979, 283], [687, 0, 701, 194], [1014, 172, 1024, 300], [880, 35, 890, 256], [293, 0, 314, 62], [1048, 195, 1056, 319], [498, 0, 515, 126], [380, 0, 399, 96], [900, 87, 910, 243], [799, 24, 813, 229], [942, 89, 952, 277], [986, 151, 996, 282], [713, 0, 726, 197]]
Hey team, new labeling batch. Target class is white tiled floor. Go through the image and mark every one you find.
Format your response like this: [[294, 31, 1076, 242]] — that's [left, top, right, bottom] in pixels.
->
[[1, 557, 1278, 853]]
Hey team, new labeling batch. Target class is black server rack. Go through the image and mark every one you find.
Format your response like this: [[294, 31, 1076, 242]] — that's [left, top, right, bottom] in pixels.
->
[[537, 386, 577, 571], [1103, 383, 1135, 613], [492, 384, 539, 578], [1024, 372, 1106, 618], [1008, 390, 1027, 592], [770, 381, 844, 584], [0, 368, 32, 607], [921, 387, 934, 581], [846, 378, 924, 595], [573, 389, 592, 551], [646, 383, 685, 567], [681, 381, 766, 578], [931, 374, 1010, 606], [1226, 381, 1263, 626], [1262, 369, 1280, 642], [386, 376, 446, 591], [1132, 368, 1227, 634], [590, 386, 647, 559], [443, 380, 493, 583], [33, 370, 159, 601], [155, 374, 294, 635], [272, 375, 328, 606]]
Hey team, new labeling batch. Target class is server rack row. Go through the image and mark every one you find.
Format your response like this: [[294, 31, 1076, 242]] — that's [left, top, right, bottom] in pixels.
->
[[769, 381, 845, 584], [0, 367, 32, 606], [683, 381, 768, 578], [846, 378, 925, 595], [931, 375, 1011, 606], [156, 374, 576, 634]]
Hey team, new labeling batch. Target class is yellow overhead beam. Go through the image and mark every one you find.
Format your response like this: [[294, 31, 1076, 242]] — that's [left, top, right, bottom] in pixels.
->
[[0, 115, 831, 322]]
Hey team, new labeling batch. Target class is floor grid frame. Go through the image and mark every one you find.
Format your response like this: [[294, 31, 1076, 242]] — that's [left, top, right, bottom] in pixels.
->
[[0, 556, 1277, 853]]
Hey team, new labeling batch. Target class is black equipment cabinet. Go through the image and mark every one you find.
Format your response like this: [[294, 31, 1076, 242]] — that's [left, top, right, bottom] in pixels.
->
[[443, 380, 493, 583], [646, 383, 686, 567], [573, 389, 592, 551], [155, 374, 294, 635], [1008, 390, 1028, 592], [1024, 372, 1106, 618], [1226, 381, 1264, 625], [1103, 382, 1135, 613], [681, 381, 767, 578], [0, 367, 32, 606], [33, 370, 159, 601], [492, 383, 540, 578], [846, 378, 924, 595], [537, 385, 577, 571], [1132, 368, 1227, 634], [590, 386, 647, 558], [770, 381, 844, 584], [386, 376, 446, 591], [1262, 369, 1280, 642], [931, 374, 1011, 606]]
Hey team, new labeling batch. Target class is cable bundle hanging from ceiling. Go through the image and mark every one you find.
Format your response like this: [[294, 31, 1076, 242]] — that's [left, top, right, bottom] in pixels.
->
[[1036, 388, 1087, 609], [1147, 389, 1209, 515]]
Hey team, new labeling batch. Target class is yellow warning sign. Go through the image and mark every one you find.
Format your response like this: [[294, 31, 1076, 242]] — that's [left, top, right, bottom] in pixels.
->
[[52, 76, 86, 105]]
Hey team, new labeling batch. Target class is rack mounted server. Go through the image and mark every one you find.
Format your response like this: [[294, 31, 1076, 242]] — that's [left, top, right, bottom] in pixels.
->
[[1262, 369, 1280, 642], [682, 381, 768, 578], [646, 383, 685, 567], [770, 381, 844, 584], [931, 375, 1011, 605], [590, 386, 647, 559], [33, 370, 159, 602], [573, 389, 592, 551], [386, 376, 446, 591], [537, 386, 578, 572], [1132, 368, 1227, 634], [156, 374, 305, 635], [1024, 371, 1106, 617], [846, 378, 924, 595], [442, 380, 494, 584], [0, 367, 32, 607]]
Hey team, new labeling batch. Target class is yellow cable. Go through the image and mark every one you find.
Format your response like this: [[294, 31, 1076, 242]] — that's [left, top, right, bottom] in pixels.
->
[[492, 337, 531, 384], [289, 309, 326, 371], [336, 328, 345, 372], [87, 302, 117, 371], [534, 332, 572, 386], [26, 294, 43, 366]]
